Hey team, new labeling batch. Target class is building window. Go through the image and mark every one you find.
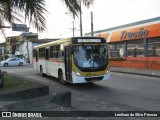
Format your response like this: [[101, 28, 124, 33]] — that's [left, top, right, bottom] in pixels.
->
[[127, 39, 144, 57], [108, 42, 124, 58], [147, 38, 160, 56]]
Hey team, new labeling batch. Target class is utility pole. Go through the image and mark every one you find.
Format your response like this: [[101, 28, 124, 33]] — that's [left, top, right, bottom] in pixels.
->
[[65, 12, 75, 37], [26, 38, 30, 63], [91, 11, 94, 36], [72, 21, 75, 37], [80, 0, 83, 36]]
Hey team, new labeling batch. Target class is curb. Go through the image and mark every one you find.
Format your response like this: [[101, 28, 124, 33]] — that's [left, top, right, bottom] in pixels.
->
[[0, 85, 49, 101], [111, 71, 160, 78], [0, 91, 71, 111]]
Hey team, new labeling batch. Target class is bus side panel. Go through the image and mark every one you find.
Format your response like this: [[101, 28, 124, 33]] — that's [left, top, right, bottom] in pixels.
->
[[38, 59, 46, 73], [50, 62, 68, 81], [49, 61, 58, 78]]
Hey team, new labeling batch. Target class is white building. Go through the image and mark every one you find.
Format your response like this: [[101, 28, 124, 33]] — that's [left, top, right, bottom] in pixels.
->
[[15, 33, 53, 64]]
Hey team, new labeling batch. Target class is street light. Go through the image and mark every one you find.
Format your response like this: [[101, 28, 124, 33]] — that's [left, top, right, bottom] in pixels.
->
[[91, 11, 94, 36], [65, 0, 83, 36], [65, 12, 75, 37], [72, 21, 75, 37]]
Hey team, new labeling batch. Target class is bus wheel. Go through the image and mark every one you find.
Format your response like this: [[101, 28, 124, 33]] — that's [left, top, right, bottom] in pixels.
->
[[40, 67, 45, 77], [59, 71, 67, 85]]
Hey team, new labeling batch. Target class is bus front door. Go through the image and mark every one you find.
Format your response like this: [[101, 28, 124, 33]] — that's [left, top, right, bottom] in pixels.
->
[[65, 46, 72, 82]]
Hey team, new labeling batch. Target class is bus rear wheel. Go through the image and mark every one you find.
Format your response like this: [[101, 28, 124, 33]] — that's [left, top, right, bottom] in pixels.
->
[[59, 71, 67, 85]]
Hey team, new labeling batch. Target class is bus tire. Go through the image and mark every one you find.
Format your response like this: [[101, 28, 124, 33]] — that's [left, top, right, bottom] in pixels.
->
[[59, 71, 67, 85], [40, 66, 45, 77]]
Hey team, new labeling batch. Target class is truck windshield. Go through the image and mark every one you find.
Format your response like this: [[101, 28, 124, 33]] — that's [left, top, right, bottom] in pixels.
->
[[73, 45, 109, 72]]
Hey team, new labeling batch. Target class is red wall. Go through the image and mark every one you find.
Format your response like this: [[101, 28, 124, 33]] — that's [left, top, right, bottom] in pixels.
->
[[126, 57, 160, 62], [110, 59, 160, 70]]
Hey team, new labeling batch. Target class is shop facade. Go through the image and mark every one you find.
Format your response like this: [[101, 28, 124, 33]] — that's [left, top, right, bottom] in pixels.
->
[[85, 17, 160, 70]]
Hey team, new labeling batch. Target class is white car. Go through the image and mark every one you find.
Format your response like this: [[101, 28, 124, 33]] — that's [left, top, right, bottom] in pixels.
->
[[1, 58, 26, 67]]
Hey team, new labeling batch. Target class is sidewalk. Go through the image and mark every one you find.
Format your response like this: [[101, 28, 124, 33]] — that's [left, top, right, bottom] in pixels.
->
[[110, 67, 160, 78]]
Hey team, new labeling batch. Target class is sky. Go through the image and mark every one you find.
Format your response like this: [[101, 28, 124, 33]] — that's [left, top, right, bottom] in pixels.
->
[[1, 0, 160, 42]]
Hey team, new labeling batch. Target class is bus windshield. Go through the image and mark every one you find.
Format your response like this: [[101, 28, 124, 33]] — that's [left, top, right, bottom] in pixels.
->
[[73, 45, 109, 71]]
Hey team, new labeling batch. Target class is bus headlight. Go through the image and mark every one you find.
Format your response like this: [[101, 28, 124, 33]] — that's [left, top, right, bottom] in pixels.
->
[[106, 70, 109, 74], [75, 70, 81, 76]]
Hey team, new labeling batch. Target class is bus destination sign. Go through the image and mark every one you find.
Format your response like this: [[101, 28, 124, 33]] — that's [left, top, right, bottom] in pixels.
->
[[78, 39, 101, 43], [72, 38, 106, 44]]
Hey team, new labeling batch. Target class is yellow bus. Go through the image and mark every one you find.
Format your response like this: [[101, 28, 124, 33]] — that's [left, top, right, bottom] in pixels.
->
[[33, 37, 110, 84]]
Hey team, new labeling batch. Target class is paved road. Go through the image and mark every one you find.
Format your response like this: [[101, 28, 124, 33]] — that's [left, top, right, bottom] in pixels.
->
[[2, 65, 160, 111]]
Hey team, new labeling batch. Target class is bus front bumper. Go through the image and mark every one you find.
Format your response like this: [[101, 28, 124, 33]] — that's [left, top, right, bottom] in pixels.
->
[[72, 72, 110, 84]]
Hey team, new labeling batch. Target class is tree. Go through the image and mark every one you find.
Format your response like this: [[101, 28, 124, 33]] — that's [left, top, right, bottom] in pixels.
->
[[0, 0, 94, 33], [0, 0, 47, 33], [63, 0, 94, 18]]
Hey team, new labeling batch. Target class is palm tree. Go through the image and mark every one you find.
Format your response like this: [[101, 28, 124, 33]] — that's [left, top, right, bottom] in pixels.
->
[[0, 0, 47, 33], [63, 0, 94, 18], [0, 0, 94, 33]]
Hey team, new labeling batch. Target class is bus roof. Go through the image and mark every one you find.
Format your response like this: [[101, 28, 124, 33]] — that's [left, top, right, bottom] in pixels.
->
[[34, 37, 106, 49], [34, 38, 71, 49]]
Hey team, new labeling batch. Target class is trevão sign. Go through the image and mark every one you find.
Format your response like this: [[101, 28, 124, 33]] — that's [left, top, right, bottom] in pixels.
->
[[110, 23, 160, 42], [120, 28, 149, 40]]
